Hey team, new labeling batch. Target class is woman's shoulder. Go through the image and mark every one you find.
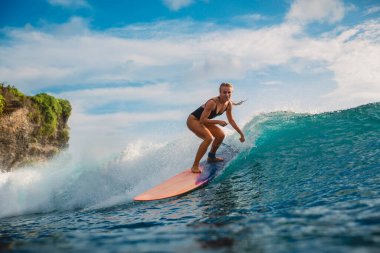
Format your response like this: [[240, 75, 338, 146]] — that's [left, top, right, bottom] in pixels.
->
[[206, 97, 219, 103], [204, 97, 218, 107]]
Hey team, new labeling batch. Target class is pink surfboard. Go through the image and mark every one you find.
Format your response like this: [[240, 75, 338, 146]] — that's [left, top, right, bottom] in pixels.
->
[[133, 146, 236, 201], [133, 169, 210, 201]]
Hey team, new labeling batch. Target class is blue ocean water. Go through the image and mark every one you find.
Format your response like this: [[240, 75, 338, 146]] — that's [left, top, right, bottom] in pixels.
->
[[1, 102, 379, 252]]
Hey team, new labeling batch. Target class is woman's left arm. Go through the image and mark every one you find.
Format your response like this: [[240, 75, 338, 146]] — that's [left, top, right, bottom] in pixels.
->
[[226, 103, 245, 143]]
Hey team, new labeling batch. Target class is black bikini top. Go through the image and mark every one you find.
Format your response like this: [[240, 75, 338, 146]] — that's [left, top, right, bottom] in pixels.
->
[[191, 98, 230, 120]]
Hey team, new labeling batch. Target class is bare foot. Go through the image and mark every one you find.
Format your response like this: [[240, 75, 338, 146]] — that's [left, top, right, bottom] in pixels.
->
[[207, 157, 224, 163], [191, 166, 202, 173]]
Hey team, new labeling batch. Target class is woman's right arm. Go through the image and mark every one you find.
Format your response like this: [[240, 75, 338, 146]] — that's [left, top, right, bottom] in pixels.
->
[[226, 104, 245, 142]]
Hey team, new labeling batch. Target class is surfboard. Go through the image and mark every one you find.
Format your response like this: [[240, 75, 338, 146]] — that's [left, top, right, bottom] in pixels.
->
[[133, 146, 235, 201]]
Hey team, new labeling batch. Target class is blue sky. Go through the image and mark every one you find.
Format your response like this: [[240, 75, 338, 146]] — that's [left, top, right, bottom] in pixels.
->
[[1, 0, 288, 29], [1, 0, 380, 154]]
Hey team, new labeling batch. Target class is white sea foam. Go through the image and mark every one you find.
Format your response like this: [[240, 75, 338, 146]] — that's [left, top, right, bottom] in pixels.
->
[[0, 133, 210, 218]]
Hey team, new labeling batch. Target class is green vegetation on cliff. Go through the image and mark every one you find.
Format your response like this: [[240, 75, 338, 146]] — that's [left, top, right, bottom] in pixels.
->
[[1, 84, 28, 112], [0, 94, 4, 114], [0, 83, 71, 140], [31, 93, 71, 138]]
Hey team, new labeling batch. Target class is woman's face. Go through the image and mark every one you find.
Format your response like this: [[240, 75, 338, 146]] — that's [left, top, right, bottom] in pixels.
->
[[219, 86, 233, 102]]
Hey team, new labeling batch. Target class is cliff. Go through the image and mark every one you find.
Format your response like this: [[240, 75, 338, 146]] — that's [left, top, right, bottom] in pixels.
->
[[0, 84, 71, 171]]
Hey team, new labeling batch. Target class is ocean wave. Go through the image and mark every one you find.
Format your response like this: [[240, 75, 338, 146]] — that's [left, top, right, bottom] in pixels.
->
[[0, 102, 378, 218]]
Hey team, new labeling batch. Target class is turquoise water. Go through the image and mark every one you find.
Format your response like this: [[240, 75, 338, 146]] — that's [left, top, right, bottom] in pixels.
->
[[1, 102, 379, 252]]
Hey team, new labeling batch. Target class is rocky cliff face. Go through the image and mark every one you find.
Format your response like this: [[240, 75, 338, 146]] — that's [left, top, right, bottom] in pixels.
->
[[0, 85, 71, 171]]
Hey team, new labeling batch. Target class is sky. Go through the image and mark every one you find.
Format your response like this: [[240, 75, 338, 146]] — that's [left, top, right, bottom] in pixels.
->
[[1, 0, 380, 156]]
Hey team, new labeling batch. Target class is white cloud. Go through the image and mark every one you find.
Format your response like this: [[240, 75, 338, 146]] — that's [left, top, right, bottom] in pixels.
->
[[0, 18, 195, 90], [2, 17, 380, 105], [326, 26, 380, 101], [58, 83, 169, 112], [367, 6, 380, 15], [163, 0, 194, 11], [286, 0, 345, 24], [47, 0, 90, 8], [288, 19, 380, 102], [57, 83, 210, 113], [70, 110, 184, 136], [234, 14, 268, 23], [261, 81, 283, 86], [1, 10, 380, 145]]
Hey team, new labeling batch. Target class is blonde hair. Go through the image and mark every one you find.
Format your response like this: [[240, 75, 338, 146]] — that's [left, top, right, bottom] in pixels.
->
[[219, 82, 233, 92], [219, 82, 246, 106]]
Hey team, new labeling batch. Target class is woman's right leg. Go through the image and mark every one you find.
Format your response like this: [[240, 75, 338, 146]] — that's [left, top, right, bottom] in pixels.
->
[[187, 115, 213, 173]]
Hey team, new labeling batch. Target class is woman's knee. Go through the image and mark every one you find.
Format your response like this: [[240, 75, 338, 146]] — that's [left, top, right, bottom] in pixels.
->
[[214, 131, 225, 142], [207, 125, 225, 140], [203, 135, 213, 145]]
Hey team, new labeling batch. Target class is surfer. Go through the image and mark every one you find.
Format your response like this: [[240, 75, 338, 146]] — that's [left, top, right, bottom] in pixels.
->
[[187, 82, 245, 173]]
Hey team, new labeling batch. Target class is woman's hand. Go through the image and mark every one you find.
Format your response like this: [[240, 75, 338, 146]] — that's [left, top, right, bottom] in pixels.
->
[[239, 134, 245, 143], [218, 120, 228, 127]]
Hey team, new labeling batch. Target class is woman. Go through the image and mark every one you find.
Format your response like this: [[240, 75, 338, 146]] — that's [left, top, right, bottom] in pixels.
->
[[187, 82, 245, 173]]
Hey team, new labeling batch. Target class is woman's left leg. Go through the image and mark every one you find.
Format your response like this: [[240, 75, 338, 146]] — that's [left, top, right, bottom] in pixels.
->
[[205, 124, 225, 162]]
